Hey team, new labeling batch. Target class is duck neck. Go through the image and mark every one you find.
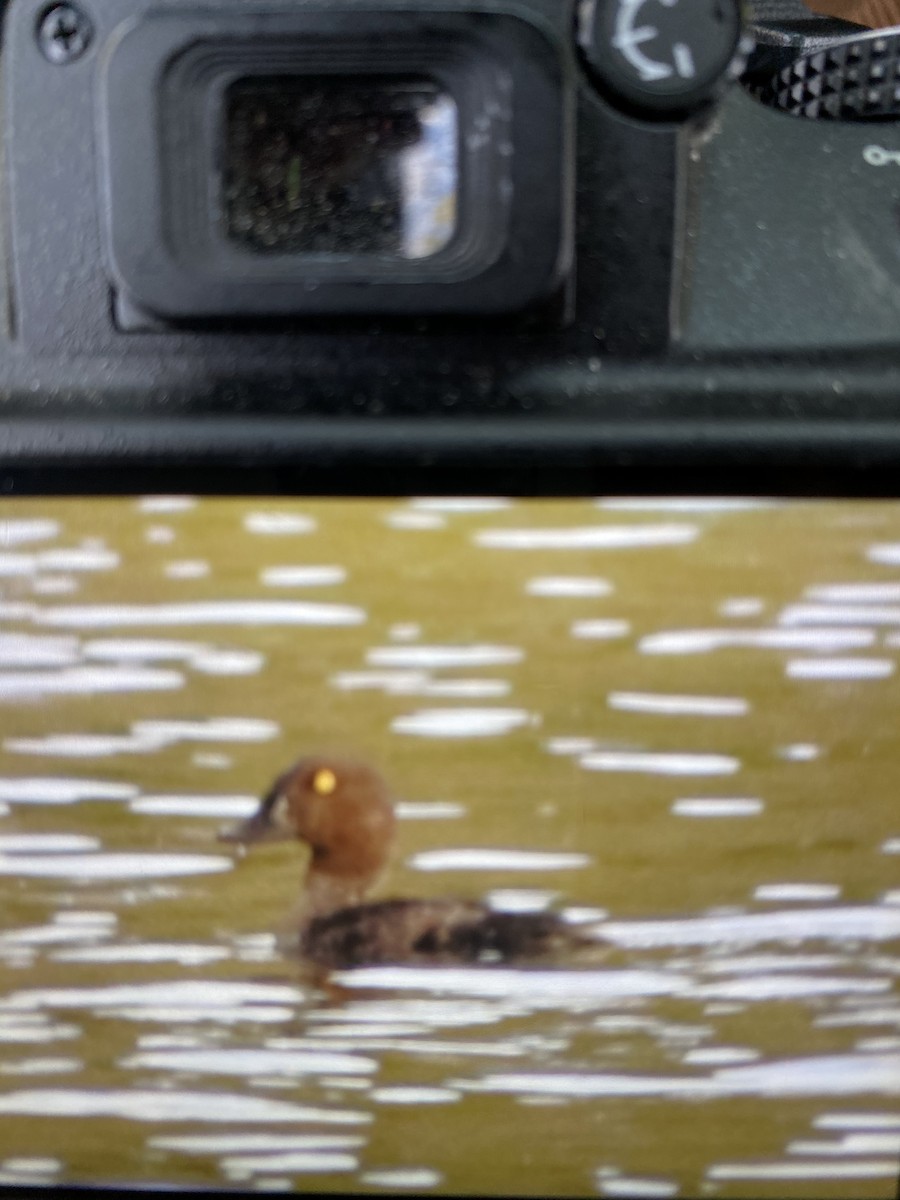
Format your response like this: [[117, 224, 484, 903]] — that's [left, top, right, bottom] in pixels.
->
[[298, 868, 375, 926]]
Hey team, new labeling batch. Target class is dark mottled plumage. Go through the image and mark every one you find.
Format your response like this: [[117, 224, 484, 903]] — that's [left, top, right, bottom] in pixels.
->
[[303, 898, 577, 969], [221, 756, 601, 971]]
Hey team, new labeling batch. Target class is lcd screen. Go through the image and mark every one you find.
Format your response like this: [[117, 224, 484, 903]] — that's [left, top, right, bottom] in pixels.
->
[[0, 498, 897, 1197], [224, 77, 458, 259]]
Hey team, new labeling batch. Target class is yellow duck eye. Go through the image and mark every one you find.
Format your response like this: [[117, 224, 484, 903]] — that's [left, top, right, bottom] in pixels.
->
[[312, 768, 338, 797]]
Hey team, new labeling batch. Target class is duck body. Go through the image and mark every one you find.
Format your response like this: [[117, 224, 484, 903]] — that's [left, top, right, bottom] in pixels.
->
[[301, 897, 576, 969], [221, 755, 597, 970]]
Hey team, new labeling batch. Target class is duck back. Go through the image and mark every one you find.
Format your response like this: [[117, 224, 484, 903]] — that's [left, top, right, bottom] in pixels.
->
[[302, 898, 574, 969]]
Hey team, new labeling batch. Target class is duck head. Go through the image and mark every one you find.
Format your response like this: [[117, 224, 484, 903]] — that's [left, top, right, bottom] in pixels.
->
[[220, 756, 397, 913]]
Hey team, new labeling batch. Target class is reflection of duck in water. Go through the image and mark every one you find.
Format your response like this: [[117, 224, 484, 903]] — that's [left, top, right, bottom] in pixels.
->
[[220, 757, 602, 970]]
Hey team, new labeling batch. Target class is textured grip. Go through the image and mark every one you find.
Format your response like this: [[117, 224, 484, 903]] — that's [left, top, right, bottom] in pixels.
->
[[761, 30, 900, 117]]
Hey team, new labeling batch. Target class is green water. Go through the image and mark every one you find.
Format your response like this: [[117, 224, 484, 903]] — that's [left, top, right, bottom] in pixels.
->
[[0, 497, 897, 1198]]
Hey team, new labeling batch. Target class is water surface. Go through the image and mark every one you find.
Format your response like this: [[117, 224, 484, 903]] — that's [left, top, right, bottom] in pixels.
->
[[0, 497, 897, 1197]]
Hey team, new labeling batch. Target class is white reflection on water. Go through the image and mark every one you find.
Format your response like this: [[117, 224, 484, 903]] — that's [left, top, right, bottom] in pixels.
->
[[640, 627, 876, 654], [244, 513, 316, 535], [165, 561, 209, 580], [385, 512, 446, 531], [223, 1151, 358, 1176], [332, 671, 428, 694], [137, 497, 195, 514], [373, 1087, 459, 1105], [7, 719, 278, 760], [122, 1049, 376, 1078], [817, 1006, 900, 1028], [34, 601, 364, 628], [598, 906, 900, 947], [691, 977, 889, 1000], [672, 798, 763, 817], [0, 1059, 80, 1076], [815, 1112, 900, 1130], [335, 968, 689, 1000], [0, 666, 183, 700], [395, 802, 466, 820], [84, 640, 264, 677], [4, 980, 302, 1011], [788, 1132, 900, 1155], [580, 751, 739, 776], [597, 498, 770, 512], [261, 566, 346, 587], [754, 883, 841, 902], [786, 658, 895, 680], [332, 672, 510, 699], [683, 1047, 759, 1065], [720, 597, 765, 617], [362, 1168, 442, 1189], [367, 644, 522, 669], [0, 518, 59, 544], [571, 620, 631, 640], [0, 835, 99, 853], [409, 849, 589, 872], [599, 1178, 678, 1198], [145, 526, 174, 545], [474, 525, 699, 550], [0, 1019, 80, 1044], [608, 692, 748, 717], [53, 944, 229, 966], [152, 1134, 365, 1154], [0, 635, 77, 667], [0, 853, 232, 880], [0, 778, 136, 805], [544, 737, 596, 756], [456, 1052, 900, 1099], [0, 913, 114, 948], [487, 889, 557, 913], [807, 582, 900, 603], [0, 1089, 368, 1124], [708, 1160, 899, 1179], [526, 577, 611, 597], [392, 708, 532, 738], [782, 602, 900, 625], [411, 499, 512, 513], [130, 796, 256, 818]]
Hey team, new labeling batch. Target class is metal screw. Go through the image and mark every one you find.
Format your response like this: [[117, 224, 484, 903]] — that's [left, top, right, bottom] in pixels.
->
[[37, 3, 92, 64]]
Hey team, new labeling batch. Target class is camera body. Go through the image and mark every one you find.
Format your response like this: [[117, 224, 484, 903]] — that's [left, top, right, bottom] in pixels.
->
[[2, 0, 900, 495]]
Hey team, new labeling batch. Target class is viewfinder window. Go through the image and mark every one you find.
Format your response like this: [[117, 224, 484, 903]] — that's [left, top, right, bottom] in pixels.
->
[[224, 76, 459, 259]]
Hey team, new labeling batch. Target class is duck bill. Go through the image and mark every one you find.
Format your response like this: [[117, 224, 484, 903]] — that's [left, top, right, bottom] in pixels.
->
[[218, 787, 289, 846]]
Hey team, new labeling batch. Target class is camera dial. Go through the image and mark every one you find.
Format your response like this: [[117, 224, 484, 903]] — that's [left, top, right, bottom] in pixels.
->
[[577, 0, 747, 116], [758, 27, 900, 117]]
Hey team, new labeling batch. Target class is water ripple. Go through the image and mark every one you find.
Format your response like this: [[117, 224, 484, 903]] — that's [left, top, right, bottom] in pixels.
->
[[122, 1049, 376, 1077], [457, 1052, 900, 1100], [640, 627, 876, 655], [409, 849, 589, 872], [581, 751, 739, 776], [392, 708, 532, 738], [0, 853, 232, 880], [598, 906, 900, 947], [0, 667, 183, 700], [608, 692, 748, 717], [474, 525, 699, 550], [0, 778, 138, 805], [367, 644, 522, 669], [0, 1089, 366, 1124], [35, 601, 364, 629], [526, 577, 611, 598]]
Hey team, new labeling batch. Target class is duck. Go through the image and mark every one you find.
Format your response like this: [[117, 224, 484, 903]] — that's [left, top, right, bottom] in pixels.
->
[[219, 756, 602, 970]]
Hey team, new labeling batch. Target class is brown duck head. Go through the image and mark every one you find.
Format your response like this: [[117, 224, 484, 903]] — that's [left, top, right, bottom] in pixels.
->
[[220, 756, 397, 915]]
